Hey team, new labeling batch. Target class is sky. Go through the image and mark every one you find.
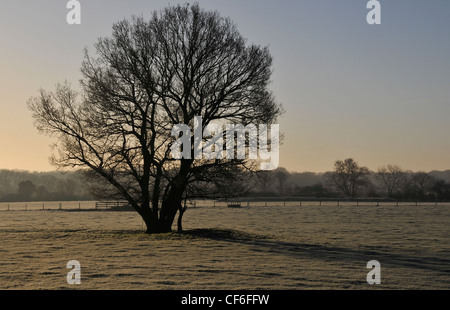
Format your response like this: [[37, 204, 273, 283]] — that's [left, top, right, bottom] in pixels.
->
[[1, 0, 450, 173]]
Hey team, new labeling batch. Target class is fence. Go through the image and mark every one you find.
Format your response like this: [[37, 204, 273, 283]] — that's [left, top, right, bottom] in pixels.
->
[[206, 198, 450, 208], [227, 198, 448, 208], [0, 199, 449, 211], [95, 201, 130, 210], [0, 201, 96, 211]]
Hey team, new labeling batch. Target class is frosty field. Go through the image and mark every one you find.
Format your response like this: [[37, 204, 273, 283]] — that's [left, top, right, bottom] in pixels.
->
[[0, 202, 449, 290]]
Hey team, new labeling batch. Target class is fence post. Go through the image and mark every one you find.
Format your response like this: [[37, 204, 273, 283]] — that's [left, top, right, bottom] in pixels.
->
[[43, 203, 45, 210], [59, 202, 62, 210], [299, 200, 302, 207], [319, 201, 322, 207], [265, 201, 267, 207], [337, 200, 340, 207]]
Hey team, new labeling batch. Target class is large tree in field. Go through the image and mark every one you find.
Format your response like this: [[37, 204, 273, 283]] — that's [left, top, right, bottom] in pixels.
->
[[27, 3, 281, 233]]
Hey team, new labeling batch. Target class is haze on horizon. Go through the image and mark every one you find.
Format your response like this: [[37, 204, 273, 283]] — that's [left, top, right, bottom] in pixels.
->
[[1, 0, 450, 174]]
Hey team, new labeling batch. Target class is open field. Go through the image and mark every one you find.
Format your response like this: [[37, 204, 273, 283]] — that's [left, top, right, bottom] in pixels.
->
[[0, 203, 449, 290]]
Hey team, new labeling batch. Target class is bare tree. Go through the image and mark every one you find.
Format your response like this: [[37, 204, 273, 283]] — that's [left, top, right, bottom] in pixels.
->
[[27, 4, 281, 233], [376, 164, 404, 198], [273, 167, 290, 196], [325, 158, 370, 197], [411, 171, 436, 200], [255, 170, 274, 193]]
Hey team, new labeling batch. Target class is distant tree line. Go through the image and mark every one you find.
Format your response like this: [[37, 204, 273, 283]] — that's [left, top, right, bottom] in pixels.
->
[[247, 159, 450, 202], [0, 170, 94, 202], [2, 159, 450, 202]]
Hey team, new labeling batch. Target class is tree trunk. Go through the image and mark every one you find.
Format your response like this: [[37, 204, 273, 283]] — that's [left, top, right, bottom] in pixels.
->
[[138, 197, 183, 234], [159, 197, 182, 233], [142, 161, 191, 234], [177, 201, 187, 232], [140, 206, 161, 234], [177, 211, 183, 232]]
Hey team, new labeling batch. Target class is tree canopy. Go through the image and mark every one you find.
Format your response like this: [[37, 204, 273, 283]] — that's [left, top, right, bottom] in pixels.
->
[[28, 3, 282, 233]]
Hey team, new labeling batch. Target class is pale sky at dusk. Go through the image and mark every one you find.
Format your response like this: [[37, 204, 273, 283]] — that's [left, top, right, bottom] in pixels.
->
[[1, 0, 450, 173]]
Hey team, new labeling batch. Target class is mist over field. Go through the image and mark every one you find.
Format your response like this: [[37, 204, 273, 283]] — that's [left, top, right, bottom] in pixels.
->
[[3, 167, 450, 202]]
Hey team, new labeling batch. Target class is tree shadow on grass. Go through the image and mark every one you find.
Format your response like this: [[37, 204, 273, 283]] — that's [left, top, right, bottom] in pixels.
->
[[180, 228, 269, 241], [181, 228, 450, 275]]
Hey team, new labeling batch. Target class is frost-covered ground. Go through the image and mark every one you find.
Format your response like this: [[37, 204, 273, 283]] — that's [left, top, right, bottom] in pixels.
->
[[0, 203, 449, 289]]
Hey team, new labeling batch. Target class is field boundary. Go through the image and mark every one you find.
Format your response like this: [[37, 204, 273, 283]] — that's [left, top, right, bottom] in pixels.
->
[[1, 198, 450, 211]]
